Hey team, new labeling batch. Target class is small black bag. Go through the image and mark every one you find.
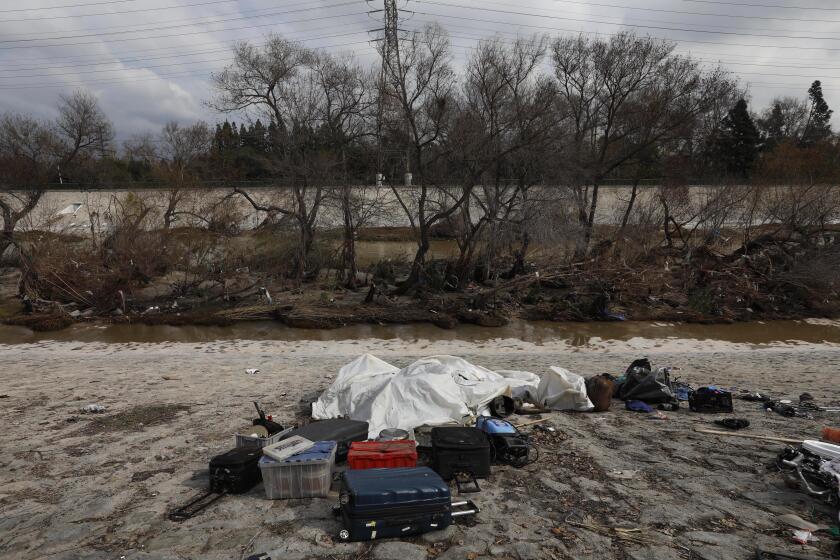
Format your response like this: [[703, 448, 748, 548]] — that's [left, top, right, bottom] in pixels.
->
[[689, 387, 734, 413], [209, 446, 263, 494], [169, 446, 262, 521], [431, 427, 491, 484]]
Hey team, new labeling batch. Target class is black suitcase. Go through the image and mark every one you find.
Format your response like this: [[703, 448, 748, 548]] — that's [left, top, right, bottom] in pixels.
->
[[281, 419, 368, 462], [209, 446, 263, 493], [169, 446, 262, 521], [430, 427, 491, 486], [336, 467, 478, 542]]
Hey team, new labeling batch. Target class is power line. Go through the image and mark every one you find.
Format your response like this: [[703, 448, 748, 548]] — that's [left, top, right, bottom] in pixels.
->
[[0, 0, 316, 37], [406, 15, 839, 68], [0, 31, 370, 78], [680, 0, 840, 10], [400, 20, 836, 92], [0, 0, 244, 23], [0, 21, 368, 72], [0, 14, 373, 67], [0, 2, 358, 44], [0, 39, 379, 90], [413, 9, 840, 52], [416, 1, 840, 42], [0, 8, 370, 50], [0, 0, 136, 13], [544, 0, 840, 24], [412, 1, 840, 44]]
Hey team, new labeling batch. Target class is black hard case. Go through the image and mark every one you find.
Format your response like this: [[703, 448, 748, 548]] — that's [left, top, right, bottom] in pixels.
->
[[338, 467, 453, 541], [208, 446, 262, 494], [430, 426, 491, 480], [281, 419, 369, 462]]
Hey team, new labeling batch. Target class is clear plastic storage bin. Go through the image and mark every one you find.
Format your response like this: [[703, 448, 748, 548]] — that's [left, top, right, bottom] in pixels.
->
[[235, 426, 293, 449], [259, 440, 336, 499]]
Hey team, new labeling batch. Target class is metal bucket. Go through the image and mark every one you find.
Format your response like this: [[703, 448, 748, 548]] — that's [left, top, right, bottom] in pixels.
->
[[377, 428, 409, 441]]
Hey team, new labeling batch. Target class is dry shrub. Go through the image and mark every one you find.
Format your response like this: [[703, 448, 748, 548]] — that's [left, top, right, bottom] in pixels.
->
[[4, 312, 73, 332]]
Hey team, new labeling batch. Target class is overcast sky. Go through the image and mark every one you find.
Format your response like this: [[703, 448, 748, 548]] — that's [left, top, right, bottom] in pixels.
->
[[1, 0, 838, 144]]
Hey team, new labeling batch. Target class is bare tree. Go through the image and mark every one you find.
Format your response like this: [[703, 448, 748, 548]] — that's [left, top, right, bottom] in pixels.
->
[[156, 121, 212, 228], [551, 32, 737, 254], [383, 23, 466, 290], [757, 96, 808, 147], [311, 52, 376, 288], [445, 36, 557, 286], [56, 90, 114, 172], [1, 92, 114, 261], [123, 132, 157, 163], [212, 35, 328, 282]]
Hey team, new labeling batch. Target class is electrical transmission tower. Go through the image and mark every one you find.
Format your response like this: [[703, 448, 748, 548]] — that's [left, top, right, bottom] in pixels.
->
[[371, 0, 411, 186]]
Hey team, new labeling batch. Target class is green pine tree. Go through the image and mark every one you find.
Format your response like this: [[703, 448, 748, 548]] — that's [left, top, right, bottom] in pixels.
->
[[715, 98, 760, 178], [802, 80, 833, 146]]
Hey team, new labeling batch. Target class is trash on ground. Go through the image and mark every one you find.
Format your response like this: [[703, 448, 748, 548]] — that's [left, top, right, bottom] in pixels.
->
[[614, 358, 678, 405], [245, 368, 260, 375], [822, 426, 840, 444], [715, 418, 751, 430], [689, 386, 734, 413], [625, 400, 654, 413], [81, 404, 106, 413], [791, 529, 818, 544]]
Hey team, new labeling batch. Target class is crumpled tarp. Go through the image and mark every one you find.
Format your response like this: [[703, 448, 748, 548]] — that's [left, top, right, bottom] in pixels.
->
[[311, 354, 588, 438], [533, 366, 594, 412]]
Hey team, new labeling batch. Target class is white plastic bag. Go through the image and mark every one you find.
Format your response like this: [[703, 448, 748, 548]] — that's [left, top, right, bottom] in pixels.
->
[[535, 366, 594, 411]]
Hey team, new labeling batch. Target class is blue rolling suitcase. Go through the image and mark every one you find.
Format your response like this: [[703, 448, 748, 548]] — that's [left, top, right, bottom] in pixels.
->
[[336, 467, 478, 542]]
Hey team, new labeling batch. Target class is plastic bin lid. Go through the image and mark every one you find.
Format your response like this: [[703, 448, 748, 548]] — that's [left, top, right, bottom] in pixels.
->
[[260, 441, 336, 466]]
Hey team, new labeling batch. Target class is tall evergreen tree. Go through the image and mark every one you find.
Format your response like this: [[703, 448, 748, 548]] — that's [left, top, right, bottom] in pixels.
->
[[252, 120, 267, 152], [239, 123, 250, 149], [714, 98, 760, 178], [759, 102, 785, 151], [802, 80, 833, 146]]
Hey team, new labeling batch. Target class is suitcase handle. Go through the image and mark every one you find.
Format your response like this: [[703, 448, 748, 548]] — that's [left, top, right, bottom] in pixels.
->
[[451, 499, 480, 517], [169, 491, 226, 521]]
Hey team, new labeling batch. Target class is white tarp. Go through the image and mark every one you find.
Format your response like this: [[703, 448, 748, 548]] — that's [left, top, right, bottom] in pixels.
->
[[534, 366, 594, 412], [312, 354, 590, 438]]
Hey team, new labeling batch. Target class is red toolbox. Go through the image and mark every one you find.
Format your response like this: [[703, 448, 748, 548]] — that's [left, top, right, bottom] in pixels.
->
[[347, 440, 418, 470]]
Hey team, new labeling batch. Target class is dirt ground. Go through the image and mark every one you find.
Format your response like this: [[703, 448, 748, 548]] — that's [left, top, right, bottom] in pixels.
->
[[1, 333, 839, 560]]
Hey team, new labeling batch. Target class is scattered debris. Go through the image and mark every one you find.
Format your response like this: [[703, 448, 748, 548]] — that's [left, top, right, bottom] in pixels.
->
[[714, 418, 751, 430], [81, 404, 106, 413]]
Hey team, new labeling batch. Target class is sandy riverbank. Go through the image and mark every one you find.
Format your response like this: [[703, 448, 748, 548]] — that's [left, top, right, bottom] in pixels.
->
[[1, 334, 839, 559]]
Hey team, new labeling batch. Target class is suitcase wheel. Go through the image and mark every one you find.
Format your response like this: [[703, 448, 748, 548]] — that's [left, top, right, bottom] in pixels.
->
[[338, 529, 350, 541]]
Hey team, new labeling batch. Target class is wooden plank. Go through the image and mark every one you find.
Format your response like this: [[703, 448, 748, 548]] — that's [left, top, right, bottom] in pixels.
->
[[694, 427, 802, 444]]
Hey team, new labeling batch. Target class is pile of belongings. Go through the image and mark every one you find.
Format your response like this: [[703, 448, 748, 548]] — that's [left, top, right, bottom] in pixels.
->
[[312, 354, 595, 438], [612, 358, 682, 409], [777, 440, 840, 525]]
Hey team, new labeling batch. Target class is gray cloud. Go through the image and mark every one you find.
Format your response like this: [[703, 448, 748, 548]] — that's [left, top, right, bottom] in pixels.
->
[[1, 0, 837, 137]]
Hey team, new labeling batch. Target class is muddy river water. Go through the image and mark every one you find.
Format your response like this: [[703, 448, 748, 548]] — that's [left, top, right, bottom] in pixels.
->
[[1, 318, 839, 347]]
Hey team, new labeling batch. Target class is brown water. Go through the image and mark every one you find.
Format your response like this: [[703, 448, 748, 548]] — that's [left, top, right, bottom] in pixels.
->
[[354, 239, 459, 266], [0, 318, 838, 346]]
